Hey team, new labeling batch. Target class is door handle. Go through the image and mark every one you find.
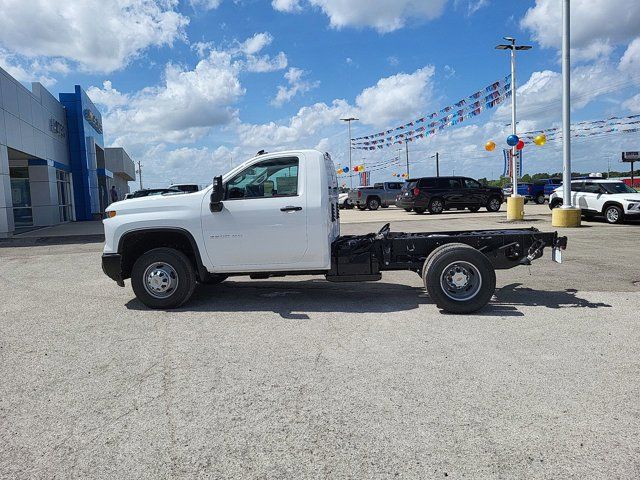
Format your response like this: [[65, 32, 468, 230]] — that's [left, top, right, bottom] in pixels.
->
[[280, 206, 302, 212]]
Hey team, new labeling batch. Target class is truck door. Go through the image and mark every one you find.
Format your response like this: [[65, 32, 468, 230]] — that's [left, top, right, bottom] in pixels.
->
[[462, 178, 483, 205], [202, 155, 308, 269]]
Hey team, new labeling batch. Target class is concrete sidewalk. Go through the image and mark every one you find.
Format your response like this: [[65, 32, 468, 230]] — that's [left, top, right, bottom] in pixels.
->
[[0, 221, 104, 247]]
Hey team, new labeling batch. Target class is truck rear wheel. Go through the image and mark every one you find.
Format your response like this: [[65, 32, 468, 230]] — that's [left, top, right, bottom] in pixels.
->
[[535, 193, 545, 204], [428, 198, 444, 214], [131, 247, 197, 309], [486, 197, 501, 212], [367, 197, 380, 210], [422, 243, 496, 314]]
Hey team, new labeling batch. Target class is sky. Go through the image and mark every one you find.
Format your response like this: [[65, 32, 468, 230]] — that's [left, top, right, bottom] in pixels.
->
[[1, 0, 640, 188]]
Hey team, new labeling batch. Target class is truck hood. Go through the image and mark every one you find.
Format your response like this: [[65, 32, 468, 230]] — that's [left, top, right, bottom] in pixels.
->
[[107, 192, 200, 216]]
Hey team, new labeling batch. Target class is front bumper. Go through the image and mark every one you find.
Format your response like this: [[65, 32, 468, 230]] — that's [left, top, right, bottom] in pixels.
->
[[102, 253, 125, 286]]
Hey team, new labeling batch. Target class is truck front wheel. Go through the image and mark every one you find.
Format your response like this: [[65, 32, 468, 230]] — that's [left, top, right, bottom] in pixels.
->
[[131, 247, 197, 309], [422, 244, 496, 314], [367, 197, 380, 210]]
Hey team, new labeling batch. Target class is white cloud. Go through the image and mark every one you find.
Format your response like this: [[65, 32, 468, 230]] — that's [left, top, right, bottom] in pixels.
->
[[0, 0, 188, 73], [619, 37, 640, 78], [521, 0, 640, 60], [467, 0, 488, 16], [272, 67, 320, 106], [190, 0, 223, 11], [241, 33, 273, 55], [273, 0, 448, 33], [355, 66, 435, 127], [0, 49, 60, 87], [90, 49, 245, 147], [271, 0, 301, 12], [623, 93, 640, 113], [238, 32, 288, 72]]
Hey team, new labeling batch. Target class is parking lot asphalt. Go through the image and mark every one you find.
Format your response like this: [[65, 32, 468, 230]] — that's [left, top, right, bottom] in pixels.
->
[[1, 207, 639, 479]]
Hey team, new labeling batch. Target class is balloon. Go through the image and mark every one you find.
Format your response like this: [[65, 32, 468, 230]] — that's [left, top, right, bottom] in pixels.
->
[[337, 168, 343, 174], [485, 140, 496, 152], [343, 167, 349, 173], [516, 140, 525, 150], [506, 134, 519, 146], [533, 134, 547, 146]]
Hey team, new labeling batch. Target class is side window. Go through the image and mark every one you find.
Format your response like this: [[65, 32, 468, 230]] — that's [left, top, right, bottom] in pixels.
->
[[387, 182, 402, 190], [570, 182, 583, 192], [226, 157, 299, 200], [421, 178, 438, 188], [463, 178, 481, 189], [446, 178, 462, 189], [583, 183, 603, 194]]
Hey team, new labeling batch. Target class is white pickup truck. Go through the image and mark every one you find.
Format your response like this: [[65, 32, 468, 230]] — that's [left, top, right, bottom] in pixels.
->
[[102, 149, 567, 313]]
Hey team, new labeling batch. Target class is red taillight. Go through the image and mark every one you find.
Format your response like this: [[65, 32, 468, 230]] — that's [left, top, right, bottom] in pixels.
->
[[357, 191, 362, 198], [413, 187, 420, 196], [528, 185, 532, 193]]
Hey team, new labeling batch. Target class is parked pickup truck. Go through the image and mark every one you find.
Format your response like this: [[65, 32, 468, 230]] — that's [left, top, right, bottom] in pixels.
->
[[502, 179, 562, 204], [348, 181, 403, 210], [102, 149, 567, 314]]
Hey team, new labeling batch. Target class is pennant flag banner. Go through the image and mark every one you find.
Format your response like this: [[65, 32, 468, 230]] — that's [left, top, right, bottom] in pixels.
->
[[519, 114, 640, 143], [359, 171, 370, 186], [351, 75, 512, 150], [503, 149, 523, 178]]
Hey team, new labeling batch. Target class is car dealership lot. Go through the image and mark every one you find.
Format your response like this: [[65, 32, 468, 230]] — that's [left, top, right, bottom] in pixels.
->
[[1, 207, 639, 479]]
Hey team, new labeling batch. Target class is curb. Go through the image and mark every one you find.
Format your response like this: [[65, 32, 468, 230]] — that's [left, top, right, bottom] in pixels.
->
[[0, 234, 105, 248]]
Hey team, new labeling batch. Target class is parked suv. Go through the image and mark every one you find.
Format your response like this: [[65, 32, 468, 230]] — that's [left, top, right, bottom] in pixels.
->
[[549, 179, 640, 224], [397, 176, 504, 214], [348, 182, 403, 210]]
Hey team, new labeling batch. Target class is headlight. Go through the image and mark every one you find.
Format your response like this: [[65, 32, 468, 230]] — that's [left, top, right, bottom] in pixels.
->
[[106, 211, 117, 218]]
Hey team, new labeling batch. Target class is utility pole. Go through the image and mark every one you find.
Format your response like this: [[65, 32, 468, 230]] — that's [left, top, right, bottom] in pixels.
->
[[136, 161, 143, 190], [552, 0, 581, 227], [405, 139, 410, 177], [430, 152, 440, 177], [340, 117, 358, 189], [496, 36, 532, 220]]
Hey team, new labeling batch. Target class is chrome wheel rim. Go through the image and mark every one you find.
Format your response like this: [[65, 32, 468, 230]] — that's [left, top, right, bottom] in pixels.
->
[[440, 261, 483, 301], [143, 262, 179, 299], [489, 199, 500, 211], [432, 200, 443, 213], [606, 208, 619, 223], [369, 200, 379, 209]]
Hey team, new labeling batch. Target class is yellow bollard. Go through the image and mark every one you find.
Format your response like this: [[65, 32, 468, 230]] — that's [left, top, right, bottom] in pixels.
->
[[506, 196, 525, 221], [551, 207, 581, 227]]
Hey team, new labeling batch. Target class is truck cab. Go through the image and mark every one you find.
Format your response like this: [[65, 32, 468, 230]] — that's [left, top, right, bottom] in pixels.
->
[[103, 150, 340, 281]]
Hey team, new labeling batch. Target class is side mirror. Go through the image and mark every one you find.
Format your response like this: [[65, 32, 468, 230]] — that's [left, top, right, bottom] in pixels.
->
[[210, 175, 224, 212]]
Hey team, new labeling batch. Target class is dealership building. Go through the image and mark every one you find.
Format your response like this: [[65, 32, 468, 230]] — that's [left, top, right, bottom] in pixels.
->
[[0, 66, 135, 237]]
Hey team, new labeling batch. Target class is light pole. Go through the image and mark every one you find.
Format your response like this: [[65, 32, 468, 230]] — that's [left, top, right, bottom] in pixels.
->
[[341, 117, 358, 189], [552, 0, 581, 227], [136, 161, 143, 190], [430, 152, 440, 177], [405, 139, 410, 177], [496, 36, 531, 220]]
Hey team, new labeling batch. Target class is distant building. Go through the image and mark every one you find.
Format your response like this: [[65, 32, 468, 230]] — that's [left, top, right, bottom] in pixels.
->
[[0, 67, 135, 236]]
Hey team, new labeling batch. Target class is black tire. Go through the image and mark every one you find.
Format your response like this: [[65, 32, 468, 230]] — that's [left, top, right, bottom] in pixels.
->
[[404, 207, 413, 212], [428, 198, 445, 214], [131, 247, 197, 309], [550, 198, 562, 209], [603, 204, 624, 224], [200, 273, 228, 285], [342, 199, 351, 209], [357, 205, 367, 211], [422, 243, 496, 314], [468, 206, 480, 213], [486, 196, 502, 212], [535, 193, 545, 205], [524, 198, 529, 205], [413, 207, 426, 214], [366, 197, 380, 210]]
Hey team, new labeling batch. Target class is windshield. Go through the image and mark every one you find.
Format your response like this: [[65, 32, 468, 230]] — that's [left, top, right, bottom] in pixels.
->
[[601, 182, 637, 194]]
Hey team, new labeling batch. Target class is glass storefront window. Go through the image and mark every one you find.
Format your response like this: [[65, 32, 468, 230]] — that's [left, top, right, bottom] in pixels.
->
[[56, 170, 72, 222], [10, 167, 33, 227]]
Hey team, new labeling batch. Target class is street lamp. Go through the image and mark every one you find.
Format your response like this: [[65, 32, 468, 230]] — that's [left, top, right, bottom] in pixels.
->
[[341, 117, 358, 189], [496, 36, 532, 220]]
